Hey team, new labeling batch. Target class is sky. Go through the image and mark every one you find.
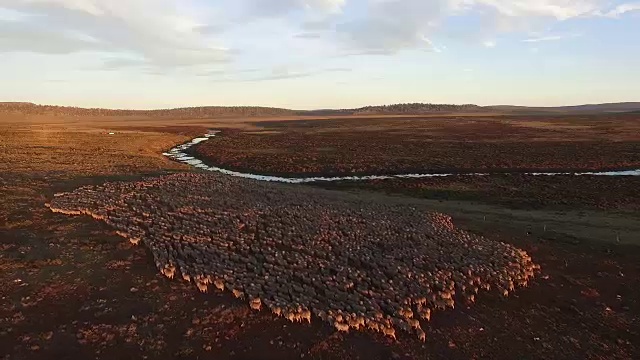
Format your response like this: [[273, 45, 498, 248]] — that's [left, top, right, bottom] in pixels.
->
[[0, 0, 639, 109]]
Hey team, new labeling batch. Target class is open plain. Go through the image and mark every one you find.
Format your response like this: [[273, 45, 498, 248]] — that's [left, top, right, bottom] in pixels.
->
[[194, 114, 640, 176], [1, 107, 640, 360]]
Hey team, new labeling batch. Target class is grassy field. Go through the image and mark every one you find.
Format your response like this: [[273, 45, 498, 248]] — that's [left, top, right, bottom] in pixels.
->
[[320, 173, 640, 210], [1, 113, 639, 360]]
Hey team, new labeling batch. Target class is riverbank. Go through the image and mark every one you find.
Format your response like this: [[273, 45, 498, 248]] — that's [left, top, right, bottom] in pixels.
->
[[166, 132, 640, 182], [192, 115, 640, 178]]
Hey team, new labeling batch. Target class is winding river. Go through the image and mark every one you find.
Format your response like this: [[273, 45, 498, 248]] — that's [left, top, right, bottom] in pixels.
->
[[163, 132, 640, 183]]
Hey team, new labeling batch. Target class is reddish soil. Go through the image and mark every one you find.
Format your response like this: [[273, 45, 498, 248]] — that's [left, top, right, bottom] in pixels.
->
[[2, 119, 639, 360], [2, 172, 639, 360], [193, 115, 640, 177], [46, 173, 540, 344]]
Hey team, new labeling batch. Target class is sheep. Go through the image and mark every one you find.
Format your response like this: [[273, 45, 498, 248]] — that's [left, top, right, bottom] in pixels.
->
[[47, 172, 540, 344]]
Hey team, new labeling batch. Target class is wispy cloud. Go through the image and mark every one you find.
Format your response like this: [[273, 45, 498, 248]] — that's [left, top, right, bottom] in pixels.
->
[[239, 66, 351, 82], [523, 33, 582, 43], [294, 32, 323, 39], [0, 0, 229, 68], [194, 68, 261, 78], [326, 0, 627, 56], [0, 0, 639, 77], [242, 0, 345, 18], [600, 3, 640, 17], [482, 40, 497, 48]]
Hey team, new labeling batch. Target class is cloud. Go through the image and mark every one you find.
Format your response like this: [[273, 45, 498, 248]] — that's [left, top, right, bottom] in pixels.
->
[[302, 19, 334, 31], [462, 0, 603, 20], [242, 0, 345, 18], [0, 0, 229, 68], [0, 0, 638, 75], [194, 67, 261, 78], [294, 32, 323, 39], [236, 66, 351, 82], [334, 1, 447, 54], [482, 40, 497, 48], [601, 3, 640, 17], [187, 64, 350, 81], [304, 0, 346, 13], [523, 33, 582, 42], [330, 0, 637, 55], [99, 57, 148, 70], [0, 19, 102, 54]]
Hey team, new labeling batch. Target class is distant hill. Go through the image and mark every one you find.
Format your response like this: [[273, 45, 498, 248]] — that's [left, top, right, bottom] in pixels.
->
[[0, 102, 488, 118], [2, 101, 639, 118], [349, 103, 485, 115], [0, 102, 297, 118], [303, 103, 486, 116], [489, 102, 640, 114]]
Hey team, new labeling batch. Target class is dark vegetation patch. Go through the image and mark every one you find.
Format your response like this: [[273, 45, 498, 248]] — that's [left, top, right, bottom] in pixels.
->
[[317, 174, 640, 211], [195, 115, 640, 177]]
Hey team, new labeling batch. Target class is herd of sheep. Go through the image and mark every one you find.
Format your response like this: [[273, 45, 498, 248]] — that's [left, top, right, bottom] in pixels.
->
[[47, 172, 539, 342]]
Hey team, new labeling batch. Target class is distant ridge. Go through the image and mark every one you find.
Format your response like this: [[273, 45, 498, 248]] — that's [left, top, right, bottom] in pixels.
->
[[1, 101, 639, 117], [305, 103, 486, 116], [488, 102, 640, 114], [0, 102, 296, 118], [0, 102, 487, 118], [353, 103, 483, 114]]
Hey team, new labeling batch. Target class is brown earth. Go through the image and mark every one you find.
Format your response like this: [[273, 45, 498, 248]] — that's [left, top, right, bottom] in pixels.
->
[[318, 174, 640, 212], [1, 113, 639, 360], [193, 115, 640, 176]]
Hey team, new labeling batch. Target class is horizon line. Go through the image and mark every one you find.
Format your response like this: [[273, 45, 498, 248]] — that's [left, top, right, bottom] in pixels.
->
[[2, 100, 640, 112]]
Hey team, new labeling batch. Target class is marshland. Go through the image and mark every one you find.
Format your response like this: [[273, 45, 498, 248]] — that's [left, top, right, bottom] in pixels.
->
[[2, 104, 639, 359]]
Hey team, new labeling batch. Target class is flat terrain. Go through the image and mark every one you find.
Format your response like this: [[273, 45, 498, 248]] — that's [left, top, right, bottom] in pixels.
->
[[1, 112, 639, 360], [194, 115, 640, 176], [321, 174, 640, 212]]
